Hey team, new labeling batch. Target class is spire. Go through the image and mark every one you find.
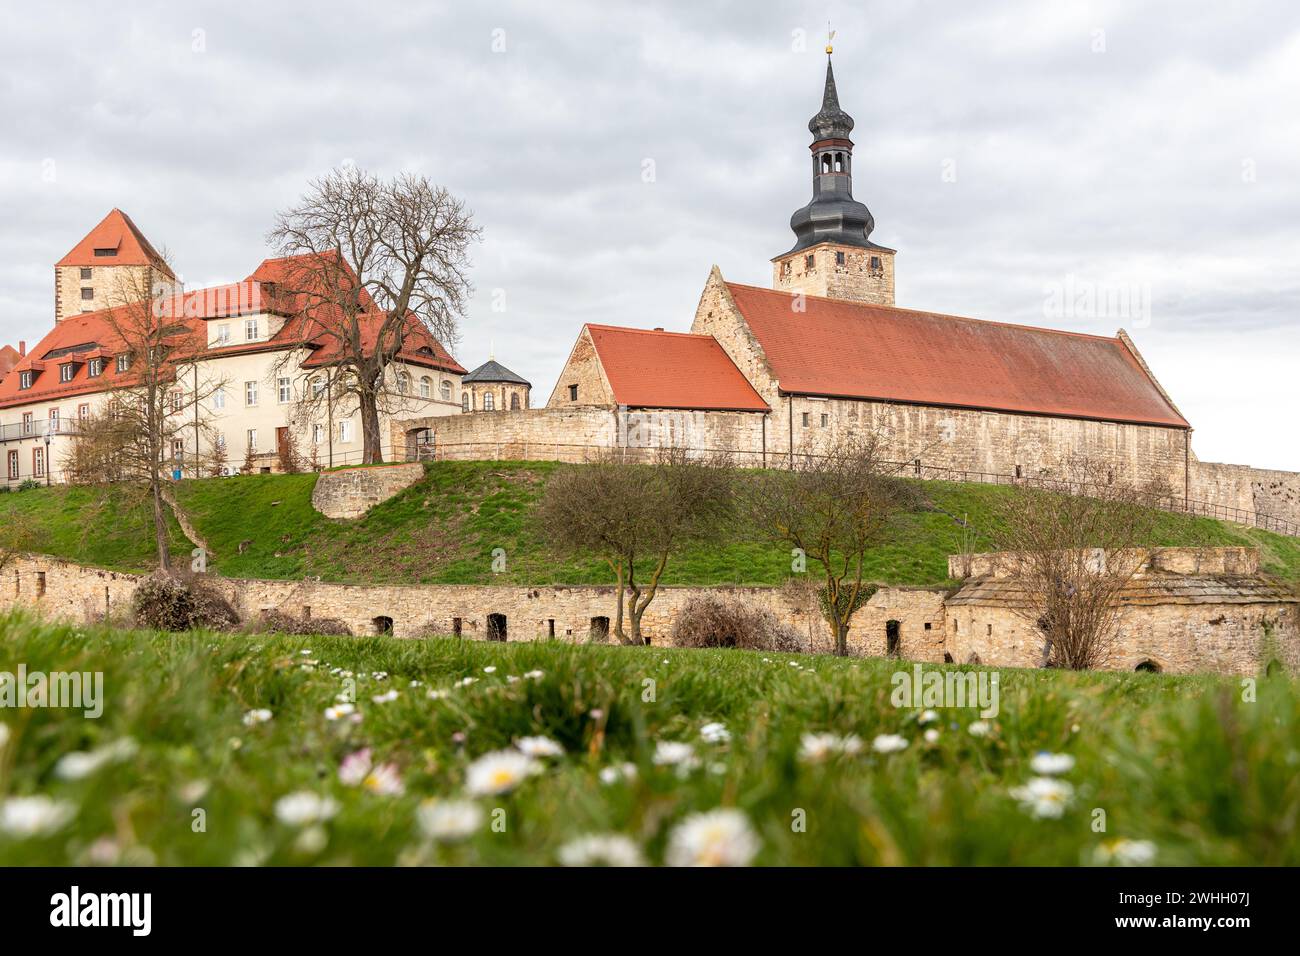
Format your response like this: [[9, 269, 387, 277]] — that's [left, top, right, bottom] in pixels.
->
[[809, 55, 855, 140]]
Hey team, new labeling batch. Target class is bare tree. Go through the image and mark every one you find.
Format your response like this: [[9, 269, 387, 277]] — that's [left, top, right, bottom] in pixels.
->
[[537, 448, 733, 645], [746, 431, 911, 656], [63, 264, 225, 571], [0, 510, 34, 574], [989, 459, 1169, 670], [268, 166, 480, 464]]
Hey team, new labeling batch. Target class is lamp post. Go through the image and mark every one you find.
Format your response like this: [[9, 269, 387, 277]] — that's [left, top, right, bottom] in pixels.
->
[[43, 428, 51, 487]]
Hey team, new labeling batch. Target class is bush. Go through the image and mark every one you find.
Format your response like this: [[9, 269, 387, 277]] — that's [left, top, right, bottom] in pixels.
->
[[17, 479, 40, 492], [255, 608, 352, 636], [670, 594, 808, 653], [131, 572, 240, 632]]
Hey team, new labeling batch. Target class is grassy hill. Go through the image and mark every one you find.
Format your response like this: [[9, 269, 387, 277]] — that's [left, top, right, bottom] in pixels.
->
[[1, 611, 1296, 866], [2, 460, 1298, 587]]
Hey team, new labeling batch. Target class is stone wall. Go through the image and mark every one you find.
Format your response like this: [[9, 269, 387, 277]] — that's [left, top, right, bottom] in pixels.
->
[[772, 243, 896, 306], [1190, 459, 1300, 529], [310, 462, 424, 519]]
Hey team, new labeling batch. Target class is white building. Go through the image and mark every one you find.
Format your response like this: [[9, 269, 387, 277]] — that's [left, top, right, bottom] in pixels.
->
[[0, 210, 471, 484]]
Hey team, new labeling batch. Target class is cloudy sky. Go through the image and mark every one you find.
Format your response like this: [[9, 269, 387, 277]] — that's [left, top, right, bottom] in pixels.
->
[[1, 0, 1296, 469]]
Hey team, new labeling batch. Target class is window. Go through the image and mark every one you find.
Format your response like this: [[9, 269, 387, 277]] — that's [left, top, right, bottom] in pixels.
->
[[835, 251, 845, 266], [312, 424, 324, 445], [18, 370, 32, 390], [80, 288, 94, 301], [170, 391, 184, 413], [245, 381, 258, 406], [804, 254, 814, 269], [244, 318, 259, 341], [820, 413, 829, 427], [172, 438, 185, 460], [311, 378, 325, 398], [59, 363, 75, 382], [338, 421, 353, 443], [277, 377, 292, 404], [79, 268, 92, 280], [212, 388, 225, 410], [568, 384, 578, 402], [483, 392, 495, 411], [801, 412, 810, 427], [439, 380, 451, 401], [246, 429, 258, 450], [461, 392, 470, 412], [510, 393, 521, 410], [781, 260, 792, 278], [215, 324, 230, 345], [32, 447, 45, 478], [93, 248, 115, 258], [397, 372, 410, 395], [49, 408, 59, 430], [116, 354, 131, 373], [419, 377, 432, 399], [7, 450, 17, 480], [215, 432, 226, 452], [78, 404, 90, 420], [88, 358, 103, 377], [870, 256, 882, 270], [21, 412, 32, 435]]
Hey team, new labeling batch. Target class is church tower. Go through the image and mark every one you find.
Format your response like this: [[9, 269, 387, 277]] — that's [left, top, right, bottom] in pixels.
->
[[54, 209, 175, 323], [771, 48, 895, 306]]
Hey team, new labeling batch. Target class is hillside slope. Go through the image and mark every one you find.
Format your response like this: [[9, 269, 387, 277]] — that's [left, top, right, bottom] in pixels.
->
[[2, 461, 1298, 587]]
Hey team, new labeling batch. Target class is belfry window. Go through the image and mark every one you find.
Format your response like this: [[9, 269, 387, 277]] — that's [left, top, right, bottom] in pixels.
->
[[834, 152, 845, 172], [821, 154, 833, 174]]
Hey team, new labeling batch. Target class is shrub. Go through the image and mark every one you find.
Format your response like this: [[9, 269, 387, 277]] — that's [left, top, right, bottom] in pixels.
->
[[17, 479, 40, 492], [131, 572, 240, 632], [670, 594, 807, 653], [255, 608, 352, 636]]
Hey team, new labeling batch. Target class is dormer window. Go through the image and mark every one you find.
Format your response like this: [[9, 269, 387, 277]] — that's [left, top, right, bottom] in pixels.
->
[[116, 353, 131, 373], [59, 363, 75, 383], [18, 370, 32, 390], [244, 318, 259, 341], [93, 248, 117, 257], [88, 358, 103, 377], [216, 324, 230, 345]]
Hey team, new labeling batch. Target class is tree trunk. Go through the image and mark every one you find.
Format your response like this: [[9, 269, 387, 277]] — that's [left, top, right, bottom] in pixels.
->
[[611, 562, 627, 643], [623, 583, 642, 645], [151, 476, 172, 573], [359, 389, 384, 464]]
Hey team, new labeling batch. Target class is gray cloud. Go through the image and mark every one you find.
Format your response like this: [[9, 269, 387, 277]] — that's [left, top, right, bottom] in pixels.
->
[[1, 0, 1297, 468]]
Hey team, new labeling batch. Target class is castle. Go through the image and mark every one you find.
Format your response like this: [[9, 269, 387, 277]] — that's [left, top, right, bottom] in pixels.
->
[[415, 51, 1300, 535]]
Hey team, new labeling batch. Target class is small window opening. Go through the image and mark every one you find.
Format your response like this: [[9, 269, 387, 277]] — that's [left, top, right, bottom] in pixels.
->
[[547, 619, 556, 639], [452, 617, 463, 637], [590, 616, 610, 643], [36, 571, 46, 598], [487, 613, 507, 642], [568, 384, 578, 402], [885, 619, 901, 657], [373, 615, 393, 635], [1135, 660, 1161, 674]]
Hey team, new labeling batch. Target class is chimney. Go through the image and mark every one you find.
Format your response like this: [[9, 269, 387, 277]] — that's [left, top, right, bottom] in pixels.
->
[[19, 340, 25, 357], [653, 327, 664, 332]]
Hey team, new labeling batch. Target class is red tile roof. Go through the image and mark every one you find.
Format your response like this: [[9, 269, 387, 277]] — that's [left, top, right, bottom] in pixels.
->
[[0, 345, 19, 382], [0, 254, 465, 409], [585, 324, 769, 412], [55, 209, 174, 276], [726, 283, 1189, 429]]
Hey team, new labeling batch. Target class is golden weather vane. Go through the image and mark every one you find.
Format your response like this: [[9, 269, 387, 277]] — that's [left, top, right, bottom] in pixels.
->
[[826, 22, 835, 54]]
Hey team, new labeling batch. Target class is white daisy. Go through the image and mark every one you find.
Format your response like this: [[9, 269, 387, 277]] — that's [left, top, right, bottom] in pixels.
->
[[362, 763, 405, 796], [523, 670, 545, 680], [464, 749, 541, 796], [274, 792, 340, 826], [1009, 777, 1075, 819], [798, 732, 864, 763], [372, 689, 399, 704], [652, 740, 697, 767], [1094, 838, 1157, 866], [427, 690, 448, 701], [515, 736, 565, 758], [0, 796, 76, 837], [324, 702, 356, 721], [53, 738, 139, 781], [338, 748, 373, 786], [599, 762, 638, 785], [918, 710, 939, 725], [557, 833, 645, 867], [417, 799, 484, 841], [923, 728, 941, 744], [1030, 752, 1076, 775], [455, 677, 478, 688], [483, 666, 497, 674], [967, 720, 991, 737], [699, 722, 731, 744], [871, 733, 909, 754], [242, 708, 273, 726], [665, 809, 761, 867], [293, 825, 329, 855]]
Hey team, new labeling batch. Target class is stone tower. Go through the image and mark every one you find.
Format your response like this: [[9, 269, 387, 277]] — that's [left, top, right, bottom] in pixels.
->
[[771, 51, 895, 305], [54, 209, 175, 323]]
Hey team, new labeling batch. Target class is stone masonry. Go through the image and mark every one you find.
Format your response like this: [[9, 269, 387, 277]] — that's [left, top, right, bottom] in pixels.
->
[[310, 463, 425, 519]]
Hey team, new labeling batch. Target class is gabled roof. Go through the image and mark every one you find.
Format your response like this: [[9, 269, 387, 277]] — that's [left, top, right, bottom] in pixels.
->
[[0, 345, 20, 381], [584, 324, 769, 412], [56, 209, 174, 276], [463, 359, 529, 385], [725, 282, 1189, 429]]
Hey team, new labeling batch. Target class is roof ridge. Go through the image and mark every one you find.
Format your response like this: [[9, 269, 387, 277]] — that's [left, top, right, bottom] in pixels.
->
[[585, 322, 713, 340], [723, 280, 1126, 345]]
